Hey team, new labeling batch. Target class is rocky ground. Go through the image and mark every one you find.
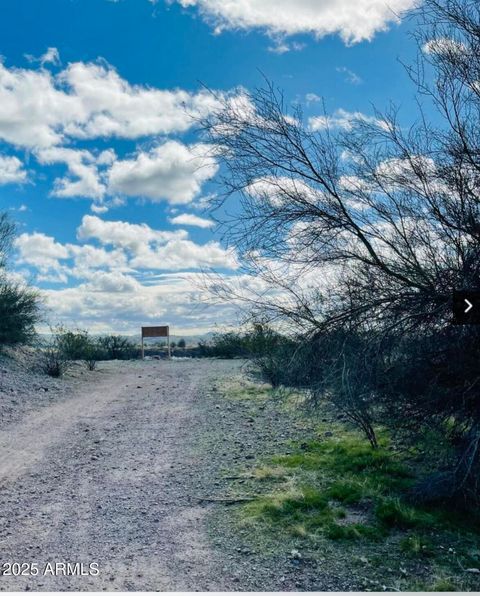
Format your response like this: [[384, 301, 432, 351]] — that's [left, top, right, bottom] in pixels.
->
[[0, 353, 352, 591], [3, 352, 473, 591]]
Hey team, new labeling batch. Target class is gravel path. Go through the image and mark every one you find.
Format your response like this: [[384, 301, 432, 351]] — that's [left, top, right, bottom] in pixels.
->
[[0, 357, 349, 591], [0, 359, 241, 591]]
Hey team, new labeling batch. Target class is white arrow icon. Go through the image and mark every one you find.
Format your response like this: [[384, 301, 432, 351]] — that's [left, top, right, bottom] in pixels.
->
[[465, 299, 473, 313]]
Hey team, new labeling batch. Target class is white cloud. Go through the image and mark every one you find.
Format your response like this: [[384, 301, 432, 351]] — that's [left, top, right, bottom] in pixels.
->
[[0, 60, 222, 149], [77, 214, 236, 271], [246, 176, 318, 207], [60, 62, 221, 140], [305, 93, 321, 103], [14, 232, 69, 274], [130, 238, 237, 270], [268, 41, 305, 54], [15, 214, 238, 294], [0, 155, 27, 185], [41, 271, 238, 334], [423, 37, 467, 57], [67, 243, 129, 278], [0, 62, 84, 148], [25, 47, 61, 66], [169, 213, 215, 228], [40, 47, 61, 66], [107, 141, 218, 204], [77, 214, 186, 251], [83, 270, 142, 293], [170, 0, 417, 45], [36, 147, 107, 199], [15, 218, 240, 333], [309, 108, 387, 131]]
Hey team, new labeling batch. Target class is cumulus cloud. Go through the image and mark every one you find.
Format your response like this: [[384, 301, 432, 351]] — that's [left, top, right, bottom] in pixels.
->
[[107, 141, 218, 204], [14, 232, 70, 282], [0, 62, 84, 148], [0, 155, 27, 185], [130, 237, 237, 270], [170, 0, 417, 44], [36, 147, 107, 199], [77, 214, 237, 270], [0, 60, 221, 149], [83, 270, 142, 293], [15, 214, 238, 292], [67, 243, 129, 278], [41, 271, 238, 334], [169, 213, 215, 228], [77, 214, 186, 251]]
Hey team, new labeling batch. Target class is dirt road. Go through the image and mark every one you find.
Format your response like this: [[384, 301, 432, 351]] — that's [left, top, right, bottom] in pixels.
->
[[0, 359, 243, 591], [0, 358, 351, 592]]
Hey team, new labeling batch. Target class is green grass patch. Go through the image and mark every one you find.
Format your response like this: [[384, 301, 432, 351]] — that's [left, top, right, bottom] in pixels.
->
[[325, 480, 365, 504], [222, 376, 480, 590], [375, 497, 438, 529], [325, 522, 384, 540], [399, 533, 434, 557], [240, 432, 479, 542]]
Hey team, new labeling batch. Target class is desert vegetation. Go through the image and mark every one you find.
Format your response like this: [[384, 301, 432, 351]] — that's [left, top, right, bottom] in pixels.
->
[[201, 0, 480, 510], [0, 213, 41, 346], [0, 0, 479, 589], [38, 327, 140, 377]]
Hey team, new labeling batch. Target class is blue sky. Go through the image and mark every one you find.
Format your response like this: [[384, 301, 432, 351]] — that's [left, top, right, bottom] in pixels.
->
[[0, 0, 422, 334]]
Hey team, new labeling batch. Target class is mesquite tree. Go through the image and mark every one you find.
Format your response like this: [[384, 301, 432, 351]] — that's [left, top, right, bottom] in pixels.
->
[[201, 0, 480, 504]]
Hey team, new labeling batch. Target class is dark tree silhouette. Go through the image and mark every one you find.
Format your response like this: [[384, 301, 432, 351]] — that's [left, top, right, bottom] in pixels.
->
[[200, 0, 480, 504]]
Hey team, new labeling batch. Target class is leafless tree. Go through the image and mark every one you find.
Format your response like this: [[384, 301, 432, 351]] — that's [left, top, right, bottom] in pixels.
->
[[200, 0, 480, 503]]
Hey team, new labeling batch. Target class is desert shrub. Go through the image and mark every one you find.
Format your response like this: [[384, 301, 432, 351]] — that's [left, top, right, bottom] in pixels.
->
[[0, 212, 41, 347], [39, 341, 70, 378], [55, 326, 91, 360], [82, 341, 102, 370], [97, 334, 139, 360], [198, 324, 294, 367], [0, 278, 40, 346], [206, 331, 250, 359], [200, 0, 480, 505], [246, 323, 297, 387]]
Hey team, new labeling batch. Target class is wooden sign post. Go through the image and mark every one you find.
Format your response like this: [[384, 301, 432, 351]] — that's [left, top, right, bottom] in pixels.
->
[[141, 325, 170, 360]]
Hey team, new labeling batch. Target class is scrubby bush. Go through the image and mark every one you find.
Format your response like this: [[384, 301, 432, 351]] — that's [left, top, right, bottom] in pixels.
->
[[39, 334, 71, 378], [201, 0, 480, 506], [55, 326, 91, 360], [40, 347, 67, 377], [0, 279, 40, 346], [0, 212, 41, 347], [82, 340, 102, 370], [97, 334, 139, 360], [245, 323, 296, 388]]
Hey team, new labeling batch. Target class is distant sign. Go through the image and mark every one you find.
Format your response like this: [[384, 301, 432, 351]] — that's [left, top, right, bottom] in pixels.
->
[[142, 325, 169, 338]]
